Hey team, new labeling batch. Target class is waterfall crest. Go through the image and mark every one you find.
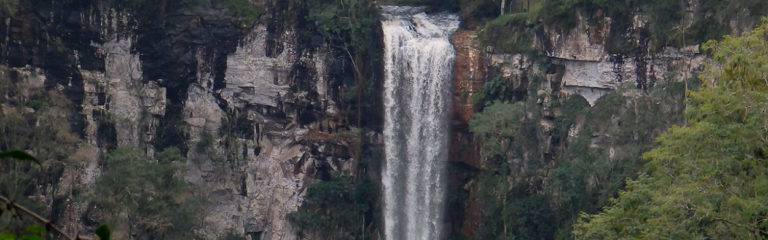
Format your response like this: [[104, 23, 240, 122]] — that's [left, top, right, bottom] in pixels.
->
[[380, 6, 459, 240]]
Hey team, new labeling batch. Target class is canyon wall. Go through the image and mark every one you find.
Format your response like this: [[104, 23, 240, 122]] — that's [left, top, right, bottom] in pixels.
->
[[0, 1, 358, 239], [446, 2, 739, 237], [1, 0, 764, 239]]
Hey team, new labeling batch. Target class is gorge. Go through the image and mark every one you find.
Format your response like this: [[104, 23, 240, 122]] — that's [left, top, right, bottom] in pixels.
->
[[2, 0, 768, 239]]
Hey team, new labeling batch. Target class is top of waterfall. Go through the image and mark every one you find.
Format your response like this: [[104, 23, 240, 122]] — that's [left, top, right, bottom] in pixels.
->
[[379, 5, 460, 38], [378, 5, 428, 16]]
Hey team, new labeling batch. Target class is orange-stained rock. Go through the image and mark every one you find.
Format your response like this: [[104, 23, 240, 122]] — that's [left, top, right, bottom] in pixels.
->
[[448, 29, 488, 238], [452, 30, 487, 124], [449, 29, 486, 170]]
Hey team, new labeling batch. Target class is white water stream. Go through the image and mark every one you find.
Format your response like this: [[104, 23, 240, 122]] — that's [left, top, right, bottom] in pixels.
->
[[380, 6, 459, 240]]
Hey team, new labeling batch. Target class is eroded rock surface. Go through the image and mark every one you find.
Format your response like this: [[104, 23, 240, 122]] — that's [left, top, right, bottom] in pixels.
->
[[0, 1, 354, 239]]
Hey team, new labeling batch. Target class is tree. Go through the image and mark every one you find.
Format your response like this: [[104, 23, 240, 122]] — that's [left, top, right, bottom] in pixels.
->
[[575, 18, 768, 239], [469, 101, 525, 159], [288, 174, 376, 240], [1, 150, 112, 240], [304, 0, 377, 122], [92, 147, 202, 240]]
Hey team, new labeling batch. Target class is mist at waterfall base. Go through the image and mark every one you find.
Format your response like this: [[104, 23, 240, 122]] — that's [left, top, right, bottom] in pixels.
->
[[380, 6, 460, 240]]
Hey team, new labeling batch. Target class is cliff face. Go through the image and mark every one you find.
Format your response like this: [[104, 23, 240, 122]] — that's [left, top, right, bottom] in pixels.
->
[[450, 30, 485, 169], [2, 0, 761, 239], [0, 1, 355, 239], [543, 11, 706, 104], [447, 1, 727, 237]]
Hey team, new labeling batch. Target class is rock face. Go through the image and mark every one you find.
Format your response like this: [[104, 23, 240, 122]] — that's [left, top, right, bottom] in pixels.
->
[[540, 10, 707, 105], [0, 0, 757, 239], [450, 29, 485, 169], [184, 18, 351, 239], [447, 2, 716, 238], [0, 1, 354, 239]]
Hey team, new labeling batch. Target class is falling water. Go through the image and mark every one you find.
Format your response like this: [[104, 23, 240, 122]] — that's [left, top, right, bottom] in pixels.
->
[[380, 6, 460, 240]]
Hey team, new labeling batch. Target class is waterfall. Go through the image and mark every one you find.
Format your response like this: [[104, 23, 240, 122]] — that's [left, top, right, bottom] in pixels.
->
[[380, 6, 460, 240]]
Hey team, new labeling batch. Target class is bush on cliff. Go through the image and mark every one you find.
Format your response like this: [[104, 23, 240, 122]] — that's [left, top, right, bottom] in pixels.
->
[[469, 70, 687, 239], [289, 174, 377, 240], [92, 147, 203, 240]]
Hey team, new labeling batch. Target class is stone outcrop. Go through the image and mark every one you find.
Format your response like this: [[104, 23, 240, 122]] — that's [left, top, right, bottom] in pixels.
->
[[541, 11, 707, 105]]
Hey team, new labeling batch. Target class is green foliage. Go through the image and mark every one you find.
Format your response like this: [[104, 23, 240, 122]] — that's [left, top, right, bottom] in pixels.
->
[[643, 0, 685, 50], [95, 0, 264, 28], [472, 76, 513, 107], [0, 225, 47, 240], [469, 101, 524, 158], [685, 18, 730, 46], [470, 68, 687, 238], [551, 128, 606, 210], [471, 0, 767, 54], [94, 225, 111, 240], [476, 174, 558, 240], [0, 0, 18, 16], [0, 74, 81, 233], [479, 12, 540, 54], [453, 0, 499, 22], [295, 0, 382, 128], [0, 150, 111, 240], [0, 219, 44, 240], [575, 19, 768, 239], [286, 3, 382, 236], [195, 131, 214, 154], [304, 0, 376, 53], [539, 0, 610, 30], [483, 0, 684, 53], [553, 95, 590, 138], [576, 89, 768, 238], [701, 17, 768, 91], [0, 151, 40, 165], [92, 147, 202, 240], [289, 174, 376, 240], [23, 97, 47, 111], [692, 0, 768, 45], [341, 86, 358, 103], [223, 0, 265, 24], [488, 12, 532, 26]]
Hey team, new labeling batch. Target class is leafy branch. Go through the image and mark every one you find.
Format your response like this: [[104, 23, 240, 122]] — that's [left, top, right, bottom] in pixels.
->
[[0, 150, 110, 240]]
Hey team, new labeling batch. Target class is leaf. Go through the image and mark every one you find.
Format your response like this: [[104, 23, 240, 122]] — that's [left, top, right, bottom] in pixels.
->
[[0, 233, 18, 240], [17, 235, 43, 240], [23, 225, 45, 234], [0, 151, 40, 165], [95, 224, 111, 240]]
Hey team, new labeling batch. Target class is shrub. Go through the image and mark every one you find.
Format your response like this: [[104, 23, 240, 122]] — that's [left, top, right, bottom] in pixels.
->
[[92, 147, 203, 240], [289, 174, 376, 239]]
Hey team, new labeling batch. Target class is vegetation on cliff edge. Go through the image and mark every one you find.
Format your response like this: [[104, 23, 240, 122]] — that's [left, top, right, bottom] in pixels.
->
[[469, 69, 689, 238], [575, 18, 768, 240]]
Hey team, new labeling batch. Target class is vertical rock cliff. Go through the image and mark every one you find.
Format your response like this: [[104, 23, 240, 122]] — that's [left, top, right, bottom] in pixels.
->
[[3, 0, 766, 239], [446, 0, 761, 238], [0, 1, 360, 239]]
